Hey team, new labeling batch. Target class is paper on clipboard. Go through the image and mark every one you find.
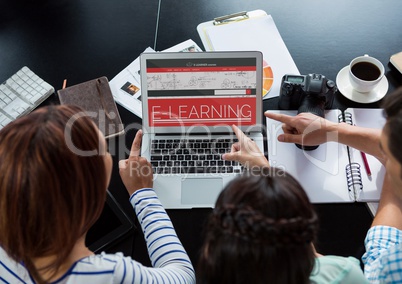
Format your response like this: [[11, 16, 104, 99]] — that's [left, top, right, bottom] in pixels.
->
[[197, 10, 300, 100]]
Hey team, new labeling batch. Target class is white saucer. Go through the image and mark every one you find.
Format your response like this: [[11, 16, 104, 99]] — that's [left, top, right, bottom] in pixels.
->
[[336, 66, 389, 103]]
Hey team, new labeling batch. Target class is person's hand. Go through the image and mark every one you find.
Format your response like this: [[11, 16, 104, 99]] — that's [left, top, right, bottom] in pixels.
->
[[222, 125, 269, 168], [265, 111, 338, 146], [119, 130, 153, 196]]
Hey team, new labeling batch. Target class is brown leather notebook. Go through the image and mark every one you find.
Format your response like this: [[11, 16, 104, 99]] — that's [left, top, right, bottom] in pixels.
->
[[58, 76, 124, 138]]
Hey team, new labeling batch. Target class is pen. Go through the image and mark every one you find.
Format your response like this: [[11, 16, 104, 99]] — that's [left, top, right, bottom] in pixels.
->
[[360, 151, 372, 176]]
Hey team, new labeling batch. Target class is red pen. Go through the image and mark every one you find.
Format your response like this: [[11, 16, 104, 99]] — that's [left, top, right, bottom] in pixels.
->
[[360, 151, 372, 176]]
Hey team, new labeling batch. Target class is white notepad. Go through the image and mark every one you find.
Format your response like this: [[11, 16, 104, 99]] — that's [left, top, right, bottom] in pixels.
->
[[266, 108, 386, 203]]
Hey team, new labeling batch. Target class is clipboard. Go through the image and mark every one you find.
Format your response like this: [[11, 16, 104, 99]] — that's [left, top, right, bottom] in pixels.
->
[[197, 10, 300, 100]]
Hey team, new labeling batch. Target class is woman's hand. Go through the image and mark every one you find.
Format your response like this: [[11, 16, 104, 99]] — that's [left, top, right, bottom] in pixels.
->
[[222, 125, 269, 168], [119, 130, 153, 196]]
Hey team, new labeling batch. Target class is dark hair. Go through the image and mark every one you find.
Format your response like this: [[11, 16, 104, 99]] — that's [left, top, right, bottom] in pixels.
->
[[0, 105, 108, 283], [197, 167, 318, 284], [382, 87, 402, 167]]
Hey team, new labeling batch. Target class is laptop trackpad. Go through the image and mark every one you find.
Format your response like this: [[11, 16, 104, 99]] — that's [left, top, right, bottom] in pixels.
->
[[181, 178, 223, 205]]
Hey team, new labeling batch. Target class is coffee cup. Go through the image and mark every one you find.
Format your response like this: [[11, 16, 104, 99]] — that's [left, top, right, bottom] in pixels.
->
[[348, 54, 384, 93]]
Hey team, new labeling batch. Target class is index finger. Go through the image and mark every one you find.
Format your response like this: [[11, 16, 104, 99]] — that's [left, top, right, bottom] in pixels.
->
[[231, 124, 247, 141], [264, 111, 293, 124], [129, 129, 143, 159]]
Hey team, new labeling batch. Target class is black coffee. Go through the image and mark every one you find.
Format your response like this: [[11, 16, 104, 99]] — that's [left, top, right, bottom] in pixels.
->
[[351, 61, 381, 81]]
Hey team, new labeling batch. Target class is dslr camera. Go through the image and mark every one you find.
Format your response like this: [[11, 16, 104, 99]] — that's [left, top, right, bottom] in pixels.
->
[[278, 73, 337, 150]]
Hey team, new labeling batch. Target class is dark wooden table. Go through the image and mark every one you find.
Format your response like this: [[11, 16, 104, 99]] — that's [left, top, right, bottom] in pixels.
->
[[1, 0, 402, 266]]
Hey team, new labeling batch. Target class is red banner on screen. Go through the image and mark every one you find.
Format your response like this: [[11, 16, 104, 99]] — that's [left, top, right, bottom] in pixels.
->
[[148, 97, 256, 127]]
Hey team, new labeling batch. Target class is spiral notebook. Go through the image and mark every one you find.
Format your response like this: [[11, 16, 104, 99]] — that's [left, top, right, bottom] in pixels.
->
[[266, 108, 386, 203]]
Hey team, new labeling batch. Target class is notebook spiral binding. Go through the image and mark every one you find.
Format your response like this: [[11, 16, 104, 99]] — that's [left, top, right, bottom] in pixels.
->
[[337, 111, 353, 125], [343, 112, 353, 125], [345, 162, 363, 192]]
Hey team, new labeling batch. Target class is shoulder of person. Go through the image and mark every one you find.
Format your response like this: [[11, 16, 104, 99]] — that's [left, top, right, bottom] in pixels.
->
[[310, 255, 368, 284]]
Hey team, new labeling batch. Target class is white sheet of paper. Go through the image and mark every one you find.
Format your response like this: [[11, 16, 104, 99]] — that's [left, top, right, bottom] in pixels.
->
[[266, 110, 352, 203]]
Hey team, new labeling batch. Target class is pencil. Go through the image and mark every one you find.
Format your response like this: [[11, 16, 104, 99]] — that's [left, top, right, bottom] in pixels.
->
[[360, 151, 372, 176]]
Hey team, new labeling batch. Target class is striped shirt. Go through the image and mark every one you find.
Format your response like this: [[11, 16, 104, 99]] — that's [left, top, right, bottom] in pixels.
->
[[363, 225, 402, 283], [0, 188, 195, 283]]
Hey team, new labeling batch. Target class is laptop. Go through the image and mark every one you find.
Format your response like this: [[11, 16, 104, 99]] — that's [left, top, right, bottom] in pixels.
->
[[140, 51, 265, 209]]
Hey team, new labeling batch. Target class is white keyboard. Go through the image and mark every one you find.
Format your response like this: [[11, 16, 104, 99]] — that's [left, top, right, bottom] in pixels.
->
[[0, 66, 54, 130]]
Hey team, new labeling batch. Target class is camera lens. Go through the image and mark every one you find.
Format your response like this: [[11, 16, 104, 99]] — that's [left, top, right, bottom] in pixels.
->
[[295, 143, 319, 151]]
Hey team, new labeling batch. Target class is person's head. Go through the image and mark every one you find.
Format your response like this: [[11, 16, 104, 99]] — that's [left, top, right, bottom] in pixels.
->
[[381, 87, 402, 192], [0, 105, 112, 281], [197, 167, 318, 284]]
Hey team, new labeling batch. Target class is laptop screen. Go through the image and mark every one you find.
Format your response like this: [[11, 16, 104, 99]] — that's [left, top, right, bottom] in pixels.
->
[[141, 52, 263, 131]]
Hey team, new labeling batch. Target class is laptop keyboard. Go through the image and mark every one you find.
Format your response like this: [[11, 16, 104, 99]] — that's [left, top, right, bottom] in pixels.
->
[[150, 138, 243, 174], [0, 67, 54, 130]]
